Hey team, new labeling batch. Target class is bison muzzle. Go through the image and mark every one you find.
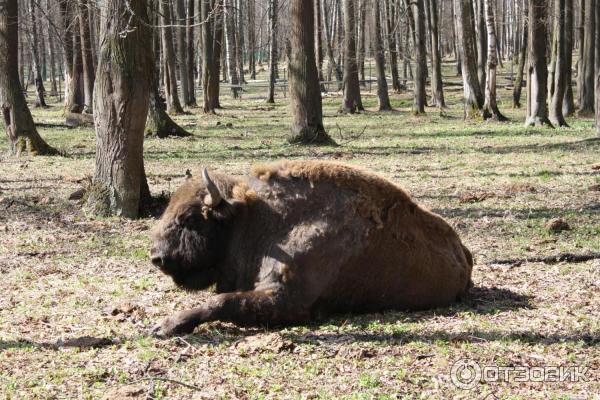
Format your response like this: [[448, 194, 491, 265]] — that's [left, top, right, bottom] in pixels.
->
[[150, 161, 473, 337]]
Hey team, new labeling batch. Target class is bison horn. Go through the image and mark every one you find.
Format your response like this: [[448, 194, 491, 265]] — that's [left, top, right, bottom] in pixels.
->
[[202, 168, 222, 207]]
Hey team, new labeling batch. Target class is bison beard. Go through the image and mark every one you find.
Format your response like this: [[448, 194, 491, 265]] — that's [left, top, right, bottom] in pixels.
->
[[150, 161, 474, 337]]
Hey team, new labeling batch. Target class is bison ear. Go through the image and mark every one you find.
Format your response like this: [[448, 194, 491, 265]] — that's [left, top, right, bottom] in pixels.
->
[[202, 168, 223, 207]]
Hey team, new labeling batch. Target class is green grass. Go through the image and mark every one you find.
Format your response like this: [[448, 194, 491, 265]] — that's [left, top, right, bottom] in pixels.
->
[[0, 61, 599, 398]]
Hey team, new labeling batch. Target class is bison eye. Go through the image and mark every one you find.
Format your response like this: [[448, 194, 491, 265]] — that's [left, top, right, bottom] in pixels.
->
[[174, 208, 205, 230]]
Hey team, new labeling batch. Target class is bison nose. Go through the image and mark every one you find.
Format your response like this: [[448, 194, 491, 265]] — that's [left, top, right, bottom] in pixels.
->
[[150, 248, 164, 268], [151, 255, 164, 267]]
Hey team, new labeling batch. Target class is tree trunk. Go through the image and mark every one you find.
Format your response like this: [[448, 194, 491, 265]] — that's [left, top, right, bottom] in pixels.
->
[[68, 18, 85, 113], [202, 0, 221, 113], [456, 0, 486, 117], [287, 0, 333, 144], [341, 0, 363, 113], [513, 1, 527, 108], [483, 0, 507, 120], [267, 0, 278, 103], [160, 0, 184, 114], [335, 0, 343, 83], [213, 2, 224, 101], [596, 0, 600, 134], [579, 0, 595, 114], [236, 0, 246, 84], [385, 0, 401, 92], [562, 0, 575, 116], [28, 0, 48, 108], [59, 0, 75, 108], [357, 0, 367, 83], [47, 0, 58, 97], [577, 0, 585, 107], [426, 0, 445, 108], [175, 0, 191, 105], [88, 2, 98, 71], [147, 75, 191, 138], [187, 0, 197, 106], [79, 0, 95, 114], [476, 0, 487, 91], [549, 0, 571, 126], [321, 0, 342, 88], [248, 0, 256, 79], [224, 0, 240, 97], [315, 0, 326, 92], [88, 0, 153, 218], [373, 0, 392, 111], [451, 0, 462, 75], [411, 0, 427, 114], [147, 3, 190, 138], [0, 0, 57, 155], [525, 0, 553, 127]]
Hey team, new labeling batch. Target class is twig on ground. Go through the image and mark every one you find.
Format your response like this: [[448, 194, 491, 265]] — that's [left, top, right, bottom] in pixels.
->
[[337, 125, 368, 146], [488, 252, 600, 266], [127, 377, 203, 392]]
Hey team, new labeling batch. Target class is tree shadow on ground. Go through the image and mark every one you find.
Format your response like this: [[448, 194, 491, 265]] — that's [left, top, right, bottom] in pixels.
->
[[433, 203, 600, 220], [480, 137, 600, 154]]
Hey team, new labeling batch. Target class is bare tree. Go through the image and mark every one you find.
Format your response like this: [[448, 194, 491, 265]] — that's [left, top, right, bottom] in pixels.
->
[[186, 0, 197, 106], [341, 0, 363, 113], [287, 0, 333, 144], [385, 0, 401, 92], [266, 0, 278, 103], [236, 0, 245, 84], [147, 4, 190, 138], [579, 0, 595, 114], [562, 0, 575, 116], [88, 0, 153, 218], [79, 0, 95, 113], [315, 0, 326, 91], [160, 0, 184, 114], [248, 0, 257, 79], [0, 0, 57, 155], [372, 0, 392, 111], [28, 0, 48, 107], [596, 0, 600, 134], [525, 0, 553, 127], [321, 0, 342, 88], [513, 0, 527, 108], [202, 0, 221, 113], [455, 0, 486, 117], [411, 0, 427, 114], [426, 0, 445, 108], [483, 0, 507, 120], [175, 0, 191, 105], [224, 0, 240, 97], [549, 0, 571, 126], [475, 0, 487, 91]]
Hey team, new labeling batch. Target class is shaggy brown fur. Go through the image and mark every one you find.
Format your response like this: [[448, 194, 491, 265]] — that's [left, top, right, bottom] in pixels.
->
[[252, 160, 412, 204], [150, 161, 474, 337]]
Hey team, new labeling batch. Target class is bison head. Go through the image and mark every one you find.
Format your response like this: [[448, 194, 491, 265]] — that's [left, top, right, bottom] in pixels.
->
[[150, 169, 235, 291]]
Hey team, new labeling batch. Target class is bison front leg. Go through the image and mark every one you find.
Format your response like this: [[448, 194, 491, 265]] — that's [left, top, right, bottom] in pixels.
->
[[152, 290, 308, 337]]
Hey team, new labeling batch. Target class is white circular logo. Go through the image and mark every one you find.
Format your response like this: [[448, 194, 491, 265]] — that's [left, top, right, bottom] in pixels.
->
[[450, 359, 481, 389]]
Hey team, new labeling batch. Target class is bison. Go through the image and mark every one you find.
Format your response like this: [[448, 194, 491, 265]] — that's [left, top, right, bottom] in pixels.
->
[[150, 160, 473, 336]]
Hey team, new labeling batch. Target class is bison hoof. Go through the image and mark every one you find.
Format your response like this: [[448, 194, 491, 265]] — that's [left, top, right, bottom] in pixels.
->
[[150, 316, 197, 338]]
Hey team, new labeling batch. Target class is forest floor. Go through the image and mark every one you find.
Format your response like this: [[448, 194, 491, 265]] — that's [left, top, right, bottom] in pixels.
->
[[0, 66, 599, 399]]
